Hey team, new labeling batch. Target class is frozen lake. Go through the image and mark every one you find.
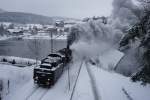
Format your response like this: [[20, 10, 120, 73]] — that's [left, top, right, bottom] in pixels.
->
[[0, 39, 67, 60]]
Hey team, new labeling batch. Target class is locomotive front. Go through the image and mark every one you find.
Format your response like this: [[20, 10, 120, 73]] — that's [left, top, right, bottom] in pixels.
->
[[33, 54, 63, 87]]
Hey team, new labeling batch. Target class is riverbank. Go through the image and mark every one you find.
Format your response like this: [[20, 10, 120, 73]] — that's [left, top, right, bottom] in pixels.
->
[[0, 36, 12, 41], [0, 56, 40, 67], [22, 34, 67, 40], [0, 33, 67, 41]]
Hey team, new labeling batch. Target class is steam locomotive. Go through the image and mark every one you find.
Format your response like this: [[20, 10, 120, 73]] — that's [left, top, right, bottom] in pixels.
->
[[33, 48, 72, 87]]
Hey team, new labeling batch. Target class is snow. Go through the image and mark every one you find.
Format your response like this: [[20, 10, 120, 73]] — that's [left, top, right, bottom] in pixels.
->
[[98, 49, 124, 70], [72, 48, 150, 100], [3, 60, 84, 100], [40, 63, 51, 67], [26, 24, 43, 29], [73, 62, 94, 100], [7, 29, 22, 33], [0, 1, 148, 100], [0, 32, 67, 41], [0, 49, 150, 100], [0, 64, 33, 99], [0, 36, 11, 41], [22, 34, 67, 40], [87, 63, 150, 100], [0, 56, 39, 66]]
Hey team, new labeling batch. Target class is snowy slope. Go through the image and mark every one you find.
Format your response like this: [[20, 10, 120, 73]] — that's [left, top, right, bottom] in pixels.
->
[[73, 62, 94, 100], [0, 64, 33, 99], [98, 49, 124, 70], [88, 63, 150, 100]]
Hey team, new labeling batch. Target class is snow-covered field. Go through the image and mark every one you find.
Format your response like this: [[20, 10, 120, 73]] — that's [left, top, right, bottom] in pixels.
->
[[0, 49, 149, 100], [0, 36, 12, 41], [3, 60, 83, 100]]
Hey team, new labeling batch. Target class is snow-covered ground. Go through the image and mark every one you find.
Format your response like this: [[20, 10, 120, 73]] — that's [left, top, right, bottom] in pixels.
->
[[98, 49, 124, 70], [0, 56, 40, 67], [0, 49, 150, 100], [0, 32, 68, 41], [0, 64, 33, 99], [87, 63, 150, 100], [3, 60, 83, 100], [0, 36, 12, 41]]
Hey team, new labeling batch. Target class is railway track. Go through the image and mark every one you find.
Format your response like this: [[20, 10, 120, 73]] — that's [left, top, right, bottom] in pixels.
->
[[25, 87, 49, 100], [25, 61, 84, 100], [69, 60, 84, 100], [25, 86, 40, 100], [70, 60, 101, 100], [85, 61, 101, 100]]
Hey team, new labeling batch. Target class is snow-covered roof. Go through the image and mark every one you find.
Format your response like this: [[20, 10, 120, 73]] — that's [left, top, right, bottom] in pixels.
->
[[7, 29, 22, 33], [40, 63, 51, 67], [64, 24, 73, 28], [51, 63, 63, 71], [43, 57, 60, 63]]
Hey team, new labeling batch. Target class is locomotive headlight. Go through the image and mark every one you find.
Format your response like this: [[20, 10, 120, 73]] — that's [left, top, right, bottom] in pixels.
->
[[35, 76, 38, 80], [47, 79, 50, 81]]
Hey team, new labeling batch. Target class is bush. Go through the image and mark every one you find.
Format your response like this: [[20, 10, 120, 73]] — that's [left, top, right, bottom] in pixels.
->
[[2, 58, 7, 62], [12, 59, 16, 64], [131, 66, 150, 85]]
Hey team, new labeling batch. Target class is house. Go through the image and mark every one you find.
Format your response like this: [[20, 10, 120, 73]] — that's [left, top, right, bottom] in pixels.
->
[[7, 29, 23, 36], [46, 26, 57, 35], [55, 20, 64, 28]]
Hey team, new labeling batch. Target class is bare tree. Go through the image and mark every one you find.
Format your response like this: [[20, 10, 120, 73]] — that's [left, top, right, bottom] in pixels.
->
[[47, 27, 57, 53], [28, 38, 41, 67]]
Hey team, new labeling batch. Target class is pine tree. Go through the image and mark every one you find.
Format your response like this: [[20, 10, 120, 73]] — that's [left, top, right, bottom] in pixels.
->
[[120, 11, 150, 84], [0, 24, 5, 36]]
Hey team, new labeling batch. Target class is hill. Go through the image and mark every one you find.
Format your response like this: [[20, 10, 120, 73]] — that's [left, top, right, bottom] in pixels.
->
[[0, 11, 74, 24], [0, 8, 5, 13]]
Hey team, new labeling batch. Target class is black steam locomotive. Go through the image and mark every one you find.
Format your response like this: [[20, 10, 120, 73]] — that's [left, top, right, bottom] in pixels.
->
[[33, 48, 72, 87]]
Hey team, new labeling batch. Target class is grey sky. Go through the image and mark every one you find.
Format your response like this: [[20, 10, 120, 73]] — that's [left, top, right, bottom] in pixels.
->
[[0, 0, 113, 18]]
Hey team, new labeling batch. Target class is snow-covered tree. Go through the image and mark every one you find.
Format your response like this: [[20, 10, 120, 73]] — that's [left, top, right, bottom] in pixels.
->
[[138, 0, 150, 13], [111, 0, 141, 33], [0, 24, 8, 36], [8, 23, 14, 29], [30, 26, 38, 35], [28, 39, 41, 67], [120, 0, 150, 84]]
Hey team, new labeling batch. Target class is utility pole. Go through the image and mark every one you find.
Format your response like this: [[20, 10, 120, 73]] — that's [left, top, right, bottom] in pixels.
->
[[68, 65, 70, 90], [50, 31, 53, 53], [48, 27, 55, 53]]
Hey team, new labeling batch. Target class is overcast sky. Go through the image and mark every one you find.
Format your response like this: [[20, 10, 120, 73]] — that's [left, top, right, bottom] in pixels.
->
[[0, 0, 113, 18]]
